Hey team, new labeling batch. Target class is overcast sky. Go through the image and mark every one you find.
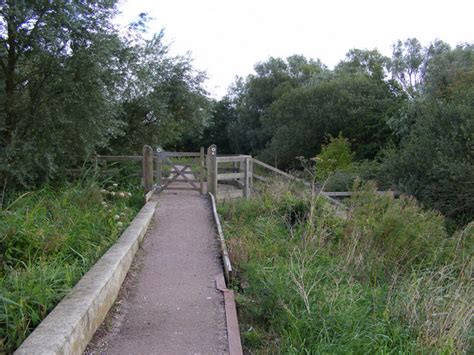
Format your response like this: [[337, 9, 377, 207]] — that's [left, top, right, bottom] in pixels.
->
[[115, 0, 473, 98]]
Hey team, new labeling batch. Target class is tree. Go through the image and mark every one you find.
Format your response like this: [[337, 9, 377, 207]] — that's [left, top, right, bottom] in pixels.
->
[[225, 55, 328, 155], [106, 32, 211, 153], [0, 0, 122, 187], [336, 48, 389, 81], [389, 38, 427, 98], [381, 43, 474, 225], [261, 73, 398, 168], [201, 97, 237, 153], [388, 38, 451, 99], [0, 3, 211, 189]]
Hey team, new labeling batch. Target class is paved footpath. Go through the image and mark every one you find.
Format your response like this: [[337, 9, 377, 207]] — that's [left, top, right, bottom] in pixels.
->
[[87, 187, 229, 354]]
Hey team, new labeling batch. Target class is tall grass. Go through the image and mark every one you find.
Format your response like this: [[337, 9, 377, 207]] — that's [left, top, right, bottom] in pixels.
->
[[220, 180, 473, 353], [0, 177, 143, 353]]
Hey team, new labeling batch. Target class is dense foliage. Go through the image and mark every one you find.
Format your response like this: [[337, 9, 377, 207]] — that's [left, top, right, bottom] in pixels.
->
[[0, 2, 209, 191], [381, 44, 474, 225], [220, 181, 472, 353], [1, 1, 471, 224], [0, 1, 472, 352], [0, 178, 143, 353], [206, 40, 473, 225]]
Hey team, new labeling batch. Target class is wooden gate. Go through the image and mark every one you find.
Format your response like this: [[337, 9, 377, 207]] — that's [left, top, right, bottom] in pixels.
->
[[156, 149, 206, 194]]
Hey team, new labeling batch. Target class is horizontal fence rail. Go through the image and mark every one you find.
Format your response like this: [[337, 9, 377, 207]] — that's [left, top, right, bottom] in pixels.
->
[[251, 158, 311, 187], [95, 155, 142, 161], [216, 156, 251, 163], [72, 146, 399, 206], [156, 152, 202, 157], [217, 172, 245, 180]]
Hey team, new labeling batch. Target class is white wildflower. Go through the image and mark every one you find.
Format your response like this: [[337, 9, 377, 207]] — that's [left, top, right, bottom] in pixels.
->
[[100, 189, 107, 194], [112, 183, 118, 188], [117, 221, 123, 227], [110, 191, 116, 197], [118, 192, 125, 198], [114, 215, 120, 220]]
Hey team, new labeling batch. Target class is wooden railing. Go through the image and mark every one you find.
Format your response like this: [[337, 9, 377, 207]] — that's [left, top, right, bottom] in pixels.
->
[[81, 145, 398, 204]]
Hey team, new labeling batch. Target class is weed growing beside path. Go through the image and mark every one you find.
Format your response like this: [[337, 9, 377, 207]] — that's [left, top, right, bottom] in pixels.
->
[[220, 182, 473, 353], [0, 180, 143, 353]]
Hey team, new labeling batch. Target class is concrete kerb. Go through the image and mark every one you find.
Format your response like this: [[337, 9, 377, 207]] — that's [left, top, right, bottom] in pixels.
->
[[209, 192, 243, 355], [15, 198, 158, 355], [209, 192, 233, 283]]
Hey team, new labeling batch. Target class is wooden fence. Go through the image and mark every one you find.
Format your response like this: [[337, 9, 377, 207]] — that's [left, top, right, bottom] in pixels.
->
[[84, 145, 397, 204]]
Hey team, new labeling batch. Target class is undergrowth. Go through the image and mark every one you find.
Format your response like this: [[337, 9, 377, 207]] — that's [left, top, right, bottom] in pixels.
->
[[0, 175, 143, 353], [219, 180, 473, 354]]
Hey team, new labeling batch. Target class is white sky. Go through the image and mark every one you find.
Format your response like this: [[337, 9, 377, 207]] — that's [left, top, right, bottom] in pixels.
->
[[115, 0, 473, 98]]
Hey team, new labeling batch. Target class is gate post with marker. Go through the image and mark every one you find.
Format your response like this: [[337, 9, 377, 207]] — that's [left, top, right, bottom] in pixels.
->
[[208, 144, 217, 195]]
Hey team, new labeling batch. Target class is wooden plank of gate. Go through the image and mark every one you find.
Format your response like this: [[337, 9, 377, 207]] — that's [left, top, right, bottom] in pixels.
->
[[165, 186, 200, 191], [173, 165, 198, 189], [159, 165, 189, 190], [162, 178, 200, 183], [216, 273, 243, 355], [158, 152, 201, 157], [217, 172, 244, 180]]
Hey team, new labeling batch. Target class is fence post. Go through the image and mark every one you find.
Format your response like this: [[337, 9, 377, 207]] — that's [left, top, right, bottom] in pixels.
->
[[93, 154, 99, 172], [249, 157, 253, 194], [243, 156, 250, 199], [200, 147, 205, 194], [142, 145, 154, 194]]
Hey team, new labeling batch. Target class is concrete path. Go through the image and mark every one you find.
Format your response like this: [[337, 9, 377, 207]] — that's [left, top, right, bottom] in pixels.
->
[[87, 186, 229, 354]]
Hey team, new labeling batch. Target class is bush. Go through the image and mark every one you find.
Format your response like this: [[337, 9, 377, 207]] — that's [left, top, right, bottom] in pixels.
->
[[343, 181, 448, 275], [221, 181, 472, 353], [315, 133, 354, 182], [380, 95, 474, 226], [323, 170, 356, 191], [0, 180, 141, 353]]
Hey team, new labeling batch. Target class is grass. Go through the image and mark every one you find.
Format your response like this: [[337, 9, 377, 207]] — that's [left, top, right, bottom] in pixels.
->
[[0, 175, 143, 353], [219, 180, 473, 354]]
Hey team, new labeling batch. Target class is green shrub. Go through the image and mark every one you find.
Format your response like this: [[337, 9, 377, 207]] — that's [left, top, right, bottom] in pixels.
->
[[343, 181, 448, 275], [324, 170, 356, 191], [315, 133, 354, 182], [0, 180, 141, 353], [221, 181, 472, 353]]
